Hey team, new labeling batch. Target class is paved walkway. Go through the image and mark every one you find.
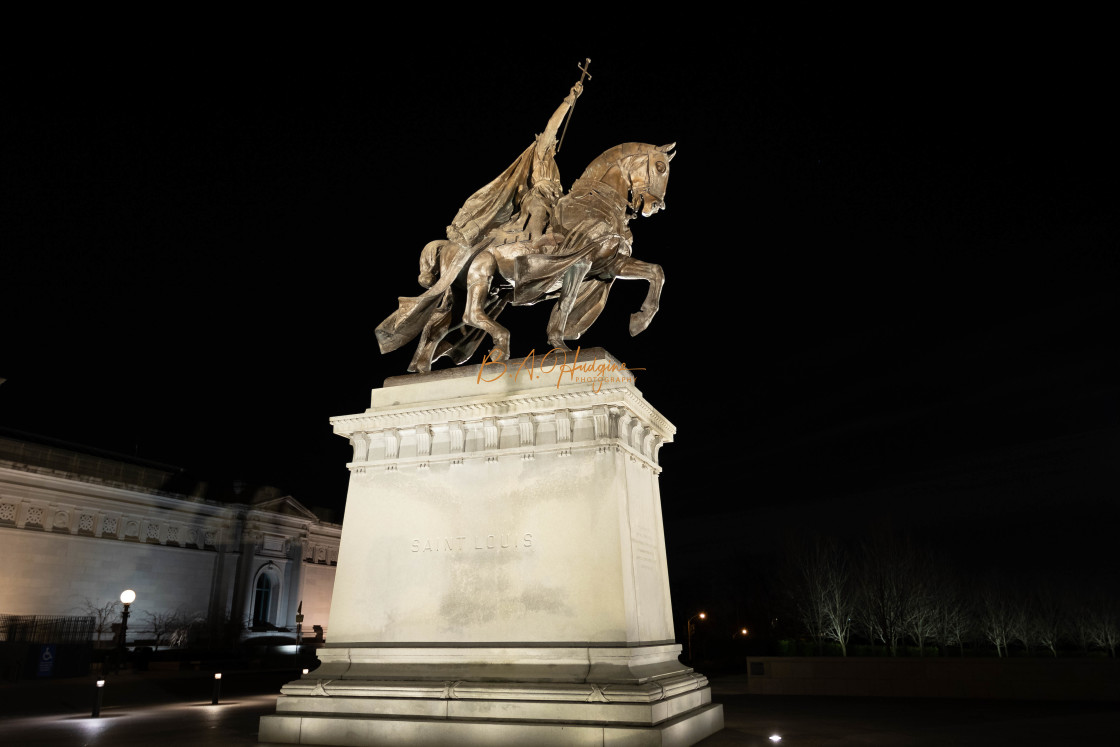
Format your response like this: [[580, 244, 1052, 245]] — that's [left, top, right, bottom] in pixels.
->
[[0, 670, 1117, 745]]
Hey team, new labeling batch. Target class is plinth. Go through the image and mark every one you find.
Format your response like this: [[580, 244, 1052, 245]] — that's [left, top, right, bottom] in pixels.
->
[[260, 348, 722, 745]]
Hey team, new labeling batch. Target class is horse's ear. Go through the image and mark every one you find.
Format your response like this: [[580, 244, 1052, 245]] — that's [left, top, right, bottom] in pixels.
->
[[658, 142, 676, 153]]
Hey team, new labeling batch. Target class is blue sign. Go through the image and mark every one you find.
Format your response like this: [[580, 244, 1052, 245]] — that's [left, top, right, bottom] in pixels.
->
[[37, 645, 56, 678]]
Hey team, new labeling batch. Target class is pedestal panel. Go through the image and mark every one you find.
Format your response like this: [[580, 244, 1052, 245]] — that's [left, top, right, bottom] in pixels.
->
[[261, 349, 721, 745]]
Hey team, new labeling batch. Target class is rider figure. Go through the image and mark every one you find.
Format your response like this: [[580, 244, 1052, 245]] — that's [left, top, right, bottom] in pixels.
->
[[417, 83, 583, 288], [513, 82, 582, 244]]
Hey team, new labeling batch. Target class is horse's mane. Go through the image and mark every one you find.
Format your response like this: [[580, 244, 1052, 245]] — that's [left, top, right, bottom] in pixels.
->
[[578, 143, 673, 183]]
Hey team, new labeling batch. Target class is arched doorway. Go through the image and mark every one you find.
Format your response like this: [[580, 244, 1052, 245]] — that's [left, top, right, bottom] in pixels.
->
[[252, 574, 273, 627]]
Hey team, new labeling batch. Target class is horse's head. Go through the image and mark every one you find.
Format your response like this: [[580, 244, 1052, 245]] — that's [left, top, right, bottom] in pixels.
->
[[578, 142, 677, 218], [629, 143, 675, 217]]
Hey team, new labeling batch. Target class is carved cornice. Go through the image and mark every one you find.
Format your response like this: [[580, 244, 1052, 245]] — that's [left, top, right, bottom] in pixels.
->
[[330, 385, 674, 442], [339, 404, 667, 474], [0, 465, 342, 552]]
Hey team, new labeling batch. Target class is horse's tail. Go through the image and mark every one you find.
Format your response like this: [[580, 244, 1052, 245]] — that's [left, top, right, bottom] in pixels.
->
[[418, 240, 443, 288]]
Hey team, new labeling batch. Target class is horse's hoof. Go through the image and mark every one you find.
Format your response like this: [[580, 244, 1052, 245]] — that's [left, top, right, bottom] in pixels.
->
[[629, 312, 653, 336], [548, 339, 572, 353]]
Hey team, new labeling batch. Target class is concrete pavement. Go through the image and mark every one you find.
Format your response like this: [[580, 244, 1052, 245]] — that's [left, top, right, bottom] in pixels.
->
[[1, 669, 1117, 746]]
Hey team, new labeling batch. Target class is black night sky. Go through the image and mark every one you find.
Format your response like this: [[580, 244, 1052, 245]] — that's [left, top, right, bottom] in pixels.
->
[[3, 30, 1116, 589]]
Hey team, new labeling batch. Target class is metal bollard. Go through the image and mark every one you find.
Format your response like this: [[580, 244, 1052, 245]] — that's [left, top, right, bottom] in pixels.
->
[[93, 680, 105, 717]]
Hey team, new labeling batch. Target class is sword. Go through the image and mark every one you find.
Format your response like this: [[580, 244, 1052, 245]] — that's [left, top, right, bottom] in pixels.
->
[[556, 58, 591, 155]]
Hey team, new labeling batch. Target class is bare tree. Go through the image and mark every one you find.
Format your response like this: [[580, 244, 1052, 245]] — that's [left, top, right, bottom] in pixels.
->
[[854, 611, 883, 655], [1088, 595, 1119, 657], [786, 535, 855, 655], [818, 540, 856, 657], [143, 608, 190, 651], [1028, 581, 1065, 657], [786, 541, 827, 653], [168, 611, 206, 648], [1068, 598, 1094, 655], [855, 530, 919, 657], [901, 551, 940, 657], [74, 597, 121, 647], [1010, 593, 1036, 656], [930, 570, 971, 656], [977, 577, 1020, 658]]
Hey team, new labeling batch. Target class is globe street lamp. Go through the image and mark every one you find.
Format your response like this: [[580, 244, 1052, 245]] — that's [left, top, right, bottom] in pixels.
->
[[687, 612, 706, 663], [115, 589, 135, 672]]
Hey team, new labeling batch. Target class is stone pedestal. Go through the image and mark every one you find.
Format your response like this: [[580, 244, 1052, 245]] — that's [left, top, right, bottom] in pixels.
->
[[260, 349, 722, 745]]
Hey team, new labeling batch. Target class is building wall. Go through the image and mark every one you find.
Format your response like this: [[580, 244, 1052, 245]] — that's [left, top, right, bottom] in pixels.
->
[[300, 563, 337, 633], [0, 528, 217, 621], [0, 455, 342, 642]]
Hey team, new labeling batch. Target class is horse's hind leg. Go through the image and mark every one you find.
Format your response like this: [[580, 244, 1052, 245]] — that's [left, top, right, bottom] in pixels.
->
[[547, 260, 592, 351], [463, 251, 511, 361]]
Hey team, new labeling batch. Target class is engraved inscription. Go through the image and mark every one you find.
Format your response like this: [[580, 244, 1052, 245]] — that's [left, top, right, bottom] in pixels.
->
[[632, 526, 658, 572], [412, 533, 534, 552]]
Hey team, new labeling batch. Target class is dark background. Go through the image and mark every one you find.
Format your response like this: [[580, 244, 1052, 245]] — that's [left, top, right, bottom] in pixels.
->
[[3, 30, 1116, 629]]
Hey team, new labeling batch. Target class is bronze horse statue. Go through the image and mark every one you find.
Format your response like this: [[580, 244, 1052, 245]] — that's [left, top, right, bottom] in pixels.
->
[[376, 142, 675, 373]]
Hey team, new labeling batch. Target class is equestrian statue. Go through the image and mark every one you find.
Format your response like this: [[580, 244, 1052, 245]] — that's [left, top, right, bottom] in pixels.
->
[[375, 61, 675, 373]]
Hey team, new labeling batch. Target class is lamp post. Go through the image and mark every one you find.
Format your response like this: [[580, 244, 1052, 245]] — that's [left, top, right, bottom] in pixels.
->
[[686, 612, 706, 663], [212, 672, 222, 705], [115, 589, 135, 673]]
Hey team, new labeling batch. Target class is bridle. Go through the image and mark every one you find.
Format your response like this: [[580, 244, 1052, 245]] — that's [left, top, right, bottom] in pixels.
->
[[628, 153, 667, 213]]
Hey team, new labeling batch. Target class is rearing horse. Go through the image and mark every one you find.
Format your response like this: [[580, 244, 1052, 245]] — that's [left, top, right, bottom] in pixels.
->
[[462, 142, 675, 362]]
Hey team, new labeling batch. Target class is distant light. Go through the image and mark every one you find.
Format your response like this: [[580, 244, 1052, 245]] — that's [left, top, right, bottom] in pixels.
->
[[214, 673, 222, 680], [302, 668, 310, 675], [120, 589, 136, 605], [769, 736, 782, 743], [96, 680, 105, 688], [741, 628, 748, 635], [699, 612, 706, 619]]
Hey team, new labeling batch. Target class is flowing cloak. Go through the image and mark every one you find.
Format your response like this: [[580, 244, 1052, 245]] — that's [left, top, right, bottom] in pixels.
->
[[374, 142, 537, 356]]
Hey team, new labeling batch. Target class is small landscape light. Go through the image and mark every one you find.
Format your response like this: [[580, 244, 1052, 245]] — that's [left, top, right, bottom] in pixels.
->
[[769, 735, 782, 743], [302, 668, 310, 675], [92, 679, 105, 717], [212, 672, 222, 704]]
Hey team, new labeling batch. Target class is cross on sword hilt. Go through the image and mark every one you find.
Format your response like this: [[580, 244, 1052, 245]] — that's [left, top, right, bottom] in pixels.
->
[[556, 58, 591, 155]]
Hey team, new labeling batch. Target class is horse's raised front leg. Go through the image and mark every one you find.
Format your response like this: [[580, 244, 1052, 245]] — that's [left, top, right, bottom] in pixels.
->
[[463, 250, 511, 361], [547, 259, 592, 351], [616, 257, 665, 336]]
